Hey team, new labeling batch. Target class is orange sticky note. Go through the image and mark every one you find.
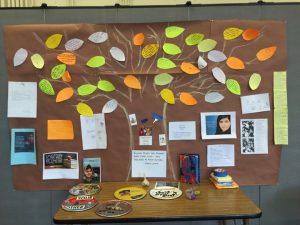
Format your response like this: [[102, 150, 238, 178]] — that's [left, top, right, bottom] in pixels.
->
[[48, 120, 74, 140]]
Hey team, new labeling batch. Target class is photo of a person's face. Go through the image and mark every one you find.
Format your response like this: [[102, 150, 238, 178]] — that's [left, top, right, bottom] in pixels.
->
[[219, 117, 231, 132], [84, 168, 93, 179]]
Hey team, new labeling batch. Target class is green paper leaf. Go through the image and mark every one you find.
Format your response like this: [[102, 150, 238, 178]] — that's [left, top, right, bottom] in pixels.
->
[[39, 79, 55, 95], [51, 64, 66, 80], [86, 56, 105, 68], [163, 43, 182, 55], [226, 79, 241, 95], [31, 53, 44, 69], [157, 58, 176, 69], [160, 88, 175, 104], [165, 26, 185, 38], [77, 84, 97, 96], [98, 80, 116, 92], [154, 73, 174, 86], [249, 73, 261, 90], [197, 39, 217, 53], [185, 33, 205, 46]]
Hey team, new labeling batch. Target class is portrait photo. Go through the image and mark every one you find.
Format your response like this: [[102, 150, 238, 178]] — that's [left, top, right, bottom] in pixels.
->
[[200, 111, 237, 139]]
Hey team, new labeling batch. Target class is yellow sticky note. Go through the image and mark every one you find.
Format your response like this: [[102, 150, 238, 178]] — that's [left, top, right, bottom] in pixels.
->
[[47, 120, 74, 140]]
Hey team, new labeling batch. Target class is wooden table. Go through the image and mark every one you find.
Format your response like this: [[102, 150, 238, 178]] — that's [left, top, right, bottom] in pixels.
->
[[53, 180, 261, 225]]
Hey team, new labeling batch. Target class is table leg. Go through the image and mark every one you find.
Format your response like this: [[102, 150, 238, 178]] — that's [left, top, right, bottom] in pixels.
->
[[218, 220, 227, 225], [242, 219, 250, 225]]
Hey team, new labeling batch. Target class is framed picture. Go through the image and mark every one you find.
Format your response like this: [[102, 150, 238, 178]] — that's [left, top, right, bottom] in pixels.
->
[[200, 112, 236, 139]]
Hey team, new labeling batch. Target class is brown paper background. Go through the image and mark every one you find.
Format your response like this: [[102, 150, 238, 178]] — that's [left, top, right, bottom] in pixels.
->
[[4, 20, 287, 190]]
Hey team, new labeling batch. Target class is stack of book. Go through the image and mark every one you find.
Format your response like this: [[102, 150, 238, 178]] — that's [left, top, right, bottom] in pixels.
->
[[209, 169, 239, 189]]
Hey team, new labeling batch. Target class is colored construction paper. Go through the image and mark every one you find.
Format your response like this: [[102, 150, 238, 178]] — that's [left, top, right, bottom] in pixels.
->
[[226, 79, 241, 95], [205, 92, 224, 103], [274, 108, 288, 145], [142, 44, 159, 58], [62, 71, 72, 82], [185, 33, 204, 46], [160, 88, 175, 104], [256, 46, 277, 61], [197, 39, 217, 52], [208, 50, 227, 62], [133, 33, 145, 46], [57, 52, 76, 65], [88, 31, 108, 43], [179, 92, 197, 105], [51, 64, 66, 79], [65, 38, 84, 51], [77, 84, 97, 96], [154, 73, 174, 86], [165, 26, 185, 38], [13, 48, 28, 67], [56, 87, 74, 102], [226, 57, 245, 70], [110, 47, 125, 62], [102, 99, 118, 113], [152, 113, 163, 123], [46, 34, 62, 49], [273, 71, 287, 108], [39, 79, 55, 95], [197, 56, 207, 69], [180, 62, 200, 75], [86, 56, 105, 68], [223, 27, 243, 40], [249, 73, 261, 90], [98, 80, 116, 92], [212, 67, 226, 84], [47, 120, 74, 140], [77, 103, 94, 116], [31, 53, 44, 69], [124, 75, 141, 89], [163, 43, 182, 55], [157, 58, 176, 69], [242, 29, 259, 41], [7, 82, 37, 118]]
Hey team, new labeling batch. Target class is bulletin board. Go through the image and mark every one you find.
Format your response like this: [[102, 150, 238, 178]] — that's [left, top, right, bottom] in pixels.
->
[[4, 20, 287, 190]]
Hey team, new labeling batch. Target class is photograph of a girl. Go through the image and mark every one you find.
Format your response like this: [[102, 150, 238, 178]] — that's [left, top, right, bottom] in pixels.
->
[[201, 112, 236, 139]]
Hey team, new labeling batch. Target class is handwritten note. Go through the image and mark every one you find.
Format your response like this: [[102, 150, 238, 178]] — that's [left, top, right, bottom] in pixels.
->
[[207, 144, 235, 167], [169, 121, 196, 140], [240, 93, 270, 114], [132, 150, 166, 177], [47, 120, 74, 140]]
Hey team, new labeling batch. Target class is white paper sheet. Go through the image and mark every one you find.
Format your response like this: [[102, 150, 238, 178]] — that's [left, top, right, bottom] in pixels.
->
[[240, 119, 268, 154], [43, 151, 79, 180], [80, 113, 107, 150], [240, 93, 270, 114], [207, 144, 235, 167], [139, 136, 152, 145], [7, 81, 37, 118], [168, 121, 196, 140], [131, 150, 166, 177]]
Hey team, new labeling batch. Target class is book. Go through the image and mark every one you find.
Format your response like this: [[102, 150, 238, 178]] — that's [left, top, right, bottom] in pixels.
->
[[210, 172, 232, 182], [209, 177, 239, 189], [179, 154, 200, 184]]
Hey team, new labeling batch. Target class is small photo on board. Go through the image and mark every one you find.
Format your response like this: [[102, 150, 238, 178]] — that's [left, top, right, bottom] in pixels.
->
[[200, 112, 236, 140], [44, 152, 78, 169], [83, 158, 101, 183], [14, 131, 35, 153]]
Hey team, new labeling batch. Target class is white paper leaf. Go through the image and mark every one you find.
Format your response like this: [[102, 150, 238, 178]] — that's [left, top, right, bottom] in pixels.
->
[[208, 50, 227, 62], [197, 56, 207, 69], [110, 47, 125, 62], [13, 48, 28, 66], [102, 99, 118, 113], [88, 32, 108, 43], [205, 92, 225, 103], [65, 38, 84, 51], [212, 67, 226, 84]]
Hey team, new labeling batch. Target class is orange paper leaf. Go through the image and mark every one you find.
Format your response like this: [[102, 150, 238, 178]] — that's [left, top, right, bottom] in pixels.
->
[[226, 57, 245, 70], [256, 46, 277, 61], [56, 87, 74, 102], [180, 62, 200, 75], [62, 71, 72, 82], [57, 52, 76, 65], [124, 75, 141, 89], [242, 29, 259, 41], [133, 33, 145, 46], [179, 92, 197, 105], [47, 120, 74, 140]]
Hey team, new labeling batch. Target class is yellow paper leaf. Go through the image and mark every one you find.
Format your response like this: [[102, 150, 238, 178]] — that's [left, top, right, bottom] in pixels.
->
[[142, 44, 159, 59], [180, 62, 200, 75], [197, 39, 217, 52], [226, 57, 245, 70], [76, 103, 93, 116], [46, 34, 63, 49], [160, 88, 175, 104], [223, 27, 243, 40], [256, 46, 277, 61], [124, 75, 141, 89], [57, 52, 76, 65], [56, 87, 74, 102], [249, 73, 261, 90], [31, 53, 44, 69], [179, 92, 197, 105]]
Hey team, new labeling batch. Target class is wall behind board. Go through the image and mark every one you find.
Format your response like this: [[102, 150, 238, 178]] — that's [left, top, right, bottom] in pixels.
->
[[0, 4, 299, 225]]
